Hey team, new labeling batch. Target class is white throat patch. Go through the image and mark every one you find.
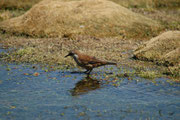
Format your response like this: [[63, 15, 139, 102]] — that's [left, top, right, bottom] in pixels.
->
[[72, 54, 82, 66], [74, 54, 78, 59]]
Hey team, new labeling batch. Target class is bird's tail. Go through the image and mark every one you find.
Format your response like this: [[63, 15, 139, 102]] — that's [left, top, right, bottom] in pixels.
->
[[106, 62, 117, 66], [95, 61, 117, 67]]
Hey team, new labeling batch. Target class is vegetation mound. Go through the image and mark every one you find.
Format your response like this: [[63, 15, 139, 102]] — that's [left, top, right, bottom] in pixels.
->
[[0, 0, 161, 38], [1, 0, 179, 10], [134, 31, 180, 67]]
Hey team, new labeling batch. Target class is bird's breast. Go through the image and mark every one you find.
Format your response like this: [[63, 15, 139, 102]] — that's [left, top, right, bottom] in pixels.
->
[[73, 56, 83, 66], [72, 56, 93, 69]]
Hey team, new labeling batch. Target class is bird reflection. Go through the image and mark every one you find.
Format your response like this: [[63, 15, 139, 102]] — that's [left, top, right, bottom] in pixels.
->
[[70, 76, 101, 96]]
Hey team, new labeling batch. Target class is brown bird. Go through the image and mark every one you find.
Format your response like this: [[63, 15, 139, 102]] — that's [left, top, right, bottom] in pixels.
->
[[65, 50, 117, 75]]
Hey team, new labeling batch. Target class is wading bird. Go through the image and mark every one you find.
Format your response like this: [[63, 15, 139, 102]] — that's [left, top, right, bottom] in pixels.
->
[[65, 50, 117, 75]]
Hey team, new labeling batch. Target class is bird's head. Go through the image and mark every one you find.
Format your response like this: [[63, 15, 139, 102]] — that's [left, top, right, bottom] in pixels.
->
[[65, 50, 79, 58]]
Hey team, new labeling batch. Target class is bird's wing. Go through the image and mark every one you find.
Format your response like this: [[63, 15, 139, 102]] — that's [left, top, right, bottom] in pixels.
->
[[79, 55, 104, 65]]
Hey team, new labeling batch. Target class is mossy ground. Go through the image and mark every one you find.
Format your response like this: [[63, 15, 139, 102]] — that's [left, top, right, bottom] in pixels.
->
[[1, 32, 179, 81], [0, 0, 180, 80]]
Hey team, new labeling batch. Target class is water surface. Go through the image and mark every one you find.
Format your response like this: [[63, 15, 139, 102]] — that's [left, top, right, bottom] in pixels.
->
[[0, 61, 179, 120]]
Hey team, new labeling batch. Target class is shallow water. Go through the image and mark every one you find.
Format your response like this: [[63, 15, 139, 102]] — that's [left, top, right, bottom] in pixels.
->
[[0, 61, 179, 120], [0, 44, 179, 120]]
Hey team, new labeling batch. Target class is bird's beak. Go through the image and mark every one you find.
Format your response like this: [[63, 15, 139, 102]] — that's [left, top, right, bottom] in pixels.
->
[[65, 53, 70, 58]]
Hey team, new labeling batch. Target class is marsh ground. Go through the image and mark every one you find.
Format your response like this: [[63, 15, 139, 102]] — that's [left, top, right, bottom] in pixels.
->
[[0, 1, 180, 119], [0, 0, 179, 78]]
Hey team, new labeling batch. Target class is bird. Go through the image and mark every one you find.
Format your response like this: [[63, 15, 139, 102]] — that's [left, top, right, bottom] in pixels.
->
[[65, 50, 117, 75]]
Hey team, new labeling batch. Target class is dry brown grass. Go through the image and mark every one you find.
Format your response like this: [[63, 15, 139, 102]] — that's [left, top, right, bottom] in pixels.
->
[[133, 30, 180, 78], [134, 31, 180, 67], [0, 10, 11, 21], [131, 8, 180, 31], [0, 0, 161, 39], [112, 0, 180, 32]]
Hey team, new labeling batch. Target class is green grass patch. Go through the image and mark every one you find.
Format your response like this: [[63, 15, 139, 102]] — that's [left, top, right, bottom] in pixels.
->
[[136, 70, 161, 79]]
